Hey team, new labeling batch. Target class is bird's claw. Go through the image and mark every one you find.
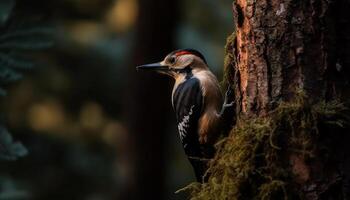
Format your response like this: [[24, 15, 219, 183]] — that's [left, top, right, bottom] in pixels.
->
[[223, 86, 234, 106], [223, 101, 234, 108], [219, 86, 235, 116], [219, 100, 235, 117]]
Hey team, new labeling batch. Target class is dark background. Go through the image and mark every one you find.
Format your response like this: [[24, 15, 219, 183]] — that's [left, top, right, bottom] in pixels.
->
[[0, 0, 233, 199]]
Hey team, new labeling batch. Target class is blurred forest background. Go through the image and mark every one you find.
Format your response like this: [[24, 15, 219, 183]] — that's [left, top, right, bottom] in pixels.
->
[[0, 0, 233, 199]]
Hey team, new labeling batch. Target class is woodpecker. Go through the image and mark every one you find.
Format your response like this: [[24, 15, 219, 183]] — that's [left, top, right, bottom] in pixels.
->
[[137, 49, 234, 182]]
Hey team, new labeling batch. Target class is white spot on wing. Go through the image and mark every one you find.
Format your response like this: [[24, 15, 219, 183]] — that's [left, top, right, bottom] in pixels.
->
[[276, 4, 285, 16], [177, 105, 194, 141]]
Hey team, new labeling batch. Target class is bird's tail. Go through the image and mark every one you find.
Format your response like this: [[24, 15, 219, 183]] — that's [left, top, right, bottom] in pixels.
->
[[189, 144, 215, 182], [189, 158, 210, 182]]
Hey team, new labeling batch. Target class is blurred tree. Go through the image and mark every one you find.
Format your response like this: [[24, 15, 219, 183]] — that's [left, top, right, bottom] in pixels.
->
[[123, 0, 178, 199]]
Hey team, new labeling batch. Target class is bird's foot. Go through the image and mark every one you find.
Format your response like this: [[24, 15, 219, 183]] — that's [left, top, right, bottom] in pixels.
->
[[223, 101, 234, 108], [224, 86, 234, 105], [219, 86, 235, 116]]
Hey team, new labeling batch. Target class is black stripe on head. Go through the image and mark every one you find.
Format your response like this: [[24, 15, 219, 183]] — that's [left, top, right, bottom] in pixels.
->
[[171, 48, 207, 64]]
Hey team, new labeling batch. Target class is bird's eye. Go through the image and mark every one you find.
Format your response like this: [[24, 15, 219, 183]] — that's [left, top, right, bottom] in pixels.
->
[[168, 56, 176, 64]]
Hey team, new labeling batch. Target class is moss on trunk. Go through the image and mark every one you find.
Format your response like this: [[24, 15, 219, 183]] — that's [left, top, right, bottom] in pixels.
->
[[180, 95, 349, 199]]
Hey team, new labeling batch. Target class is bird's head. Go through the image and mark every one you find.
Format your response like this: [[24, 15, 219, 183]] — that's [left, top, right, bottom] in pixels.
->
[[137, 49, 208, 78]]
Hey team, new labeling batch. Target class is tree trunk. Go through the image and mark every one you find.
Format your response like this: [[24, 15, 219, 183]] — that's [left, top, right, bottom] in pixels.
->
[[182, 0, 350, 199], [225, 0, 350, 199], [230, 0, 350, 115], [122, 0, 178, 199]]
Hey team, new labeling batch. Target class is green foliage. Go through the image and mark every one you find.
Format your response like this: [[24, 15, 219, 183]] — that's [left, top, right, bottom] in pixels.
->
[[180, 94, 350, 199], [0, 0, 52, 160], [0, 127, 27, 160], [0, 24, 53, 96], [221, 32, 236, 91]]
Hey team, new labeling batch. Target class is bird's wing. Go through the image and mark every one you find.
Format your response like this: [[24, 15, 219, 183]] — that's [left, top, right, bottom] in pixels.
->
[[173, 77, 212, 182], [173, 77, 203, 155]]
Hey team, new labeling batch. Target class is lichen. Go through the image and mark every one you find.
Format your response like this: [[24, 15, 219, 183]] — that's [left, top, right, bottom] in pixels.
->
[[179, 93, 350, 200]]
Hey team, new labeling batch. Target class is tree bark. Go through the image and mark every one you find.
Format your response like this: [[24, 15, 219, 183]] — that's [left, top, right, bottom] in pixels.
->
[[229, 0, 350, 115], [226, 0, 350, 199]]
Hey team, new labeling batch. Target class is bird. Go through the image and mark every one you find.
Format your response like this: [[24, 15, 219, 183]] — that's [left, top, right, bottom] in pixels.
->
[[137, 49, 234, 182]]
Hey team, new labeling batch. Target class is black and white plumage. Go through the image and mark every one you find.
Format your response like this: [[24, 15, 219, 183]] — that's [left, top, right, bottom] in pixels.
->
[[173, 75, 210, 181], [137, 49, 234, 182]]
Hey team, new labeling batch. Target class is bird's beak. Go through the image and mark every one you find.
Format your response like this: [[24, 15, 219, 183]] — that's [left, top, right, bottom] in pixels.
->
[[136, 62, 169, 71]]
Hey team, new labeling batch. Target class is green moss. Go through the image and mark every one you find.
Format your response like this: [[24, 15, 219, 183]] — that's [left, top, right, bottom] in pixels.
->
[[259, 180, 287, 200], [221, 32, 236, 89], [179, 94, 349, 200]]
